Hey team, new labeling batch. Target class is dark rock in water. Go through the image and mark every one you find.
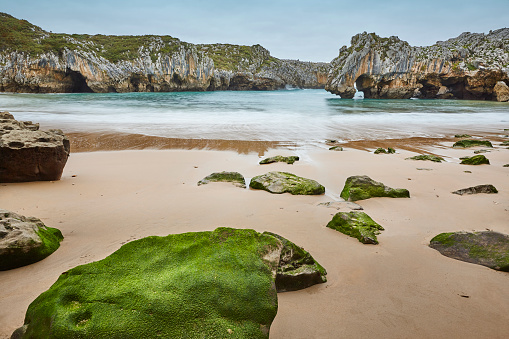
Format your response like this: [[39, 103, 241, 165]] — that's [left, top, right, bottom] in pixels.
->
[[264, 232, 327, 292], [430, 231, 509, 271], [0, 112, 70, 182], [452, 139, 493, 148], [0, 209, 63, 271], [250, 171, 325, 195], [374, 147, 395, 154], [454, 134, 472, 138], [11, 228, 326, 338], [340, 175, 410, 201], [460, 155, 490, 165], [329, 146, 343, 151], [406, 154, 444, 162], [259, 155, 299, 165], [326, 211, 384, 244], [197, 171, 246, 188], [452, 184, 498, 195]]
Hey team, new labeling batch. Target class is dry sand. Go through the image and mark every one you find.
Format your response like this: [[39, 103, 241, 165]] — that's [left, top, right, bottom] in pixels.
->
[[1, 139, 508, 338]]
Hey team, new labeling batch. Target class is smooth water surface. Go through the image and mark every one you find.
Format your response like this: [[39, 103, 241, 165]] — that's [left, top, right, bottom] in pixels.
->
[[1, 90, 508, 144]]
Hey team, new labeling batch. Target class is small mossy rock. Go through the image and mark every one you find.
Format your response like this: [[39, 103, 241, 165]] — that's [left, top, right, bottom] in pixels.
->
[[406, 154, 444, 162], [454, 134, 472, 138], [249, 171, 325, 195], [452, 139, 493, 148], [0, 209, 63, 271], [430, 231, 509, 272], [500, 140, 509, 146], [264, 232, 327, 292], [473, 149, 490, 154], [340, 175, 410, 201], [13, 228, 286, 338], [326, 211, 384, 244], [374, 147, 395, 154], [329, 146, 343, 151], [504, 164, 509, 167], [452, 184, 498, 195], [460, 155, 490, 165], [197, 171, 246, 188], [259, 155, 299, 165]]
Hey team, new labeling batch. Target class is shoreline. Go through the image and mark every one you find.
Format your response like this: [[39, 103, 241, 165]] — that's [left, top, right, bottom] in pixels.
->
[[1, 136, 509, 338]]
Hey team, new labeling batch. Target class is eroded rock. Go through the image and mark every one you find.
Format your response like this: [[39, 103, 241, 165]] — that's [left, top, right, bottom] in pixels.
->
[[250, 171, 325, 195], [0, 209, 63, 271], [340, 175, 409, 201], [494, 81, 509, 102], [197, 171, 246, 188], [452, 184, 498, 195], [326, 211, 384, 244]]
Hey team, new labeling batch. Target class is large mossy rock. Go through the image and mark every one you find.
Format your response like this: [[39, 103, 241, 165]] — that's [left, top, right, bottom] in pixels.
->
[[197, 171, 246, 188], [326, 211, 384, 244], [259, 155, 299, 165], [265, 232, 327, 292], [430, 231, 509, 272], [452, 139, 493, 148], [12, 228, 326, 338], [0, 209, 63, 271], [460, 155, 490, 165], [249, 171, 325, 195], [340, 175, 410, 201], [405, 154, 444, 163], [0, 112, 70, 182]]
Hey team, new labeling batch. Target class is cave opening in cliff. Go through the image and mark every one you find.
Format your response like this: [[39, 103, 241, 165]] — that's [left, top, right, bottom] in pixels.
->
[[66, 68, 93, 93]]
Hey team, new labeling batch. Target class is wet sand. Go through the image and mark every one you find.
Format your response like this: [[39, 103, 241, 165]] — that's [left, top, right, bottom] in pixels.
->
[[1, 138, 509, 338]]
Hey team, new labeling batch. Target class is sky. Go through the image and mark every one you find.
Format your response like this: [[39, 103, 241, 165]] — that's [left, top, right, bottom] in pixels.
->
[[2, 0, 508, 62]]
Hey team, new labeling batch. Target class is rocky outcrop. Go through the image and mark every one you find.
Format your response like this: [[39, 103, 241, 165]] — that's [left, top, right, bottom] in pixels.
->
[[326, 29, 509, 100], [12, 228, 326, 338], [340, 175, 410, 201], [259, 155, 299, 165], [0, 112, 70, 182], [0, 209, 63, 271], [250, 171, 325, 195], [452, 184, 498, 195], [197, 171, 246, 188], [326, 211, 384, 244], [0, 13, 329, 93], [430, 231, 509, 271]]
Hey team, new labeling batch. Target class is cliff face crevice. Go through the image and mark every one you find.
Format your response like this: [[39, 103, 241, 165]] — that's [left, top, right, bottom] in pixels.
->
[[326, 29, 509, 101], [0, 13, 329, 93]]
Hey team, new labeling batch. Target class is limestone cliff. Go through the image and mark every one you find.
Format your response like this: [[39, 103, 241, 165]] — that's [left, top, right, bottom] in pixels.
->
[[0, 13, 329, 93], [325, 29, 509, 101]]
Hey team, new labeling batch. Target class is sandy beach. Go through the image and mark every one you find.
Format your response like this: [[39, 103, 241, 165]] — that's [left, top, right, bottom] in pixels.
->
[[1, 137, 508, 338]]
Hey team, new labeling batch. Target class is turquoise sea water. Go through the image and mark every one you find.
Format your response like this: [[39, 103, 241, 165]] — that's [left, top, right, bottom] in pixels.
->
[[1, 89, 508, 144]]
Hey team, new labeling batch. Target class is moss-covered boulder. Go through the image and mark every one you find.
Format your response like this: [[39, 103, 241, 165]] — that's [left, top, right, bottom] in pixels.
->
[[374, 147, 395, 154], [13, 228, 327, 338], [460, 155, 490, 165], [405, 154, 444, 162], [340, 175, 410, 201], [264, 232, 327, 292], [0, 209, 63, 271], [452, 184, 498, 195], [454, 134, 471, 138], [326, 211, 384, 244], [430, 231, 509, 272], [259, 155, 299, 165], [452, 139, 493, 148], [249, 171, 325, 195], [197, 171, 246, 188]]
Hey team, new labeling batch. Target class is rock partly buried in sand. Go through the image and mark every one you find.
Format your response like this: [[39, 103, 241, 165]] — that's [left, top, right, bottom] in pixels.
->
[[197, 171, 246, 188], [501, 140, 509, 146], [406, 154, 444, 163], [0, 112, 70, 182], [430, 231, 509, 272], [340, 175, 410, 202], [12, 228, 326, 338], [326, 211, 384, 244], [460, 155, 490, 165], [329, 146, 343, 151], [265, 232, 327, 292], [452, 139, 493, 148], [0, 209, 63, 271], [259, 155, 299, 165], [317, 201, 363, 211], [454, 134, 472, 138], [374, 147, 395, 154], [452, 184, 498, 195], [250, 171, 325, 195], [473, 149, 490, 154]]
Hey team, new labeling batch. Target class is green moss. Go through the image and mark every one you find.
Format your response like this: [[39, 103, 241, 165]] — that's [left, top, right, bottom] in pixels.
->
[[405, 154, 444, 163], [18, 228, 282, 338], [374, 147, 396, 154], [452, 139, 493, 148], [500, 141, 509, 146], [329, 146, 343, 151], [340, 175, 409, 201], [460, 155, 490, 165], [454, 134, 471, 138], [249, 172, 325, 195], [466, 63, 477, 71], [430, 232, 456, 246], [197, 171, 246, 188], [326, 211, 384, 244], [259, 156, 299, 165]]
